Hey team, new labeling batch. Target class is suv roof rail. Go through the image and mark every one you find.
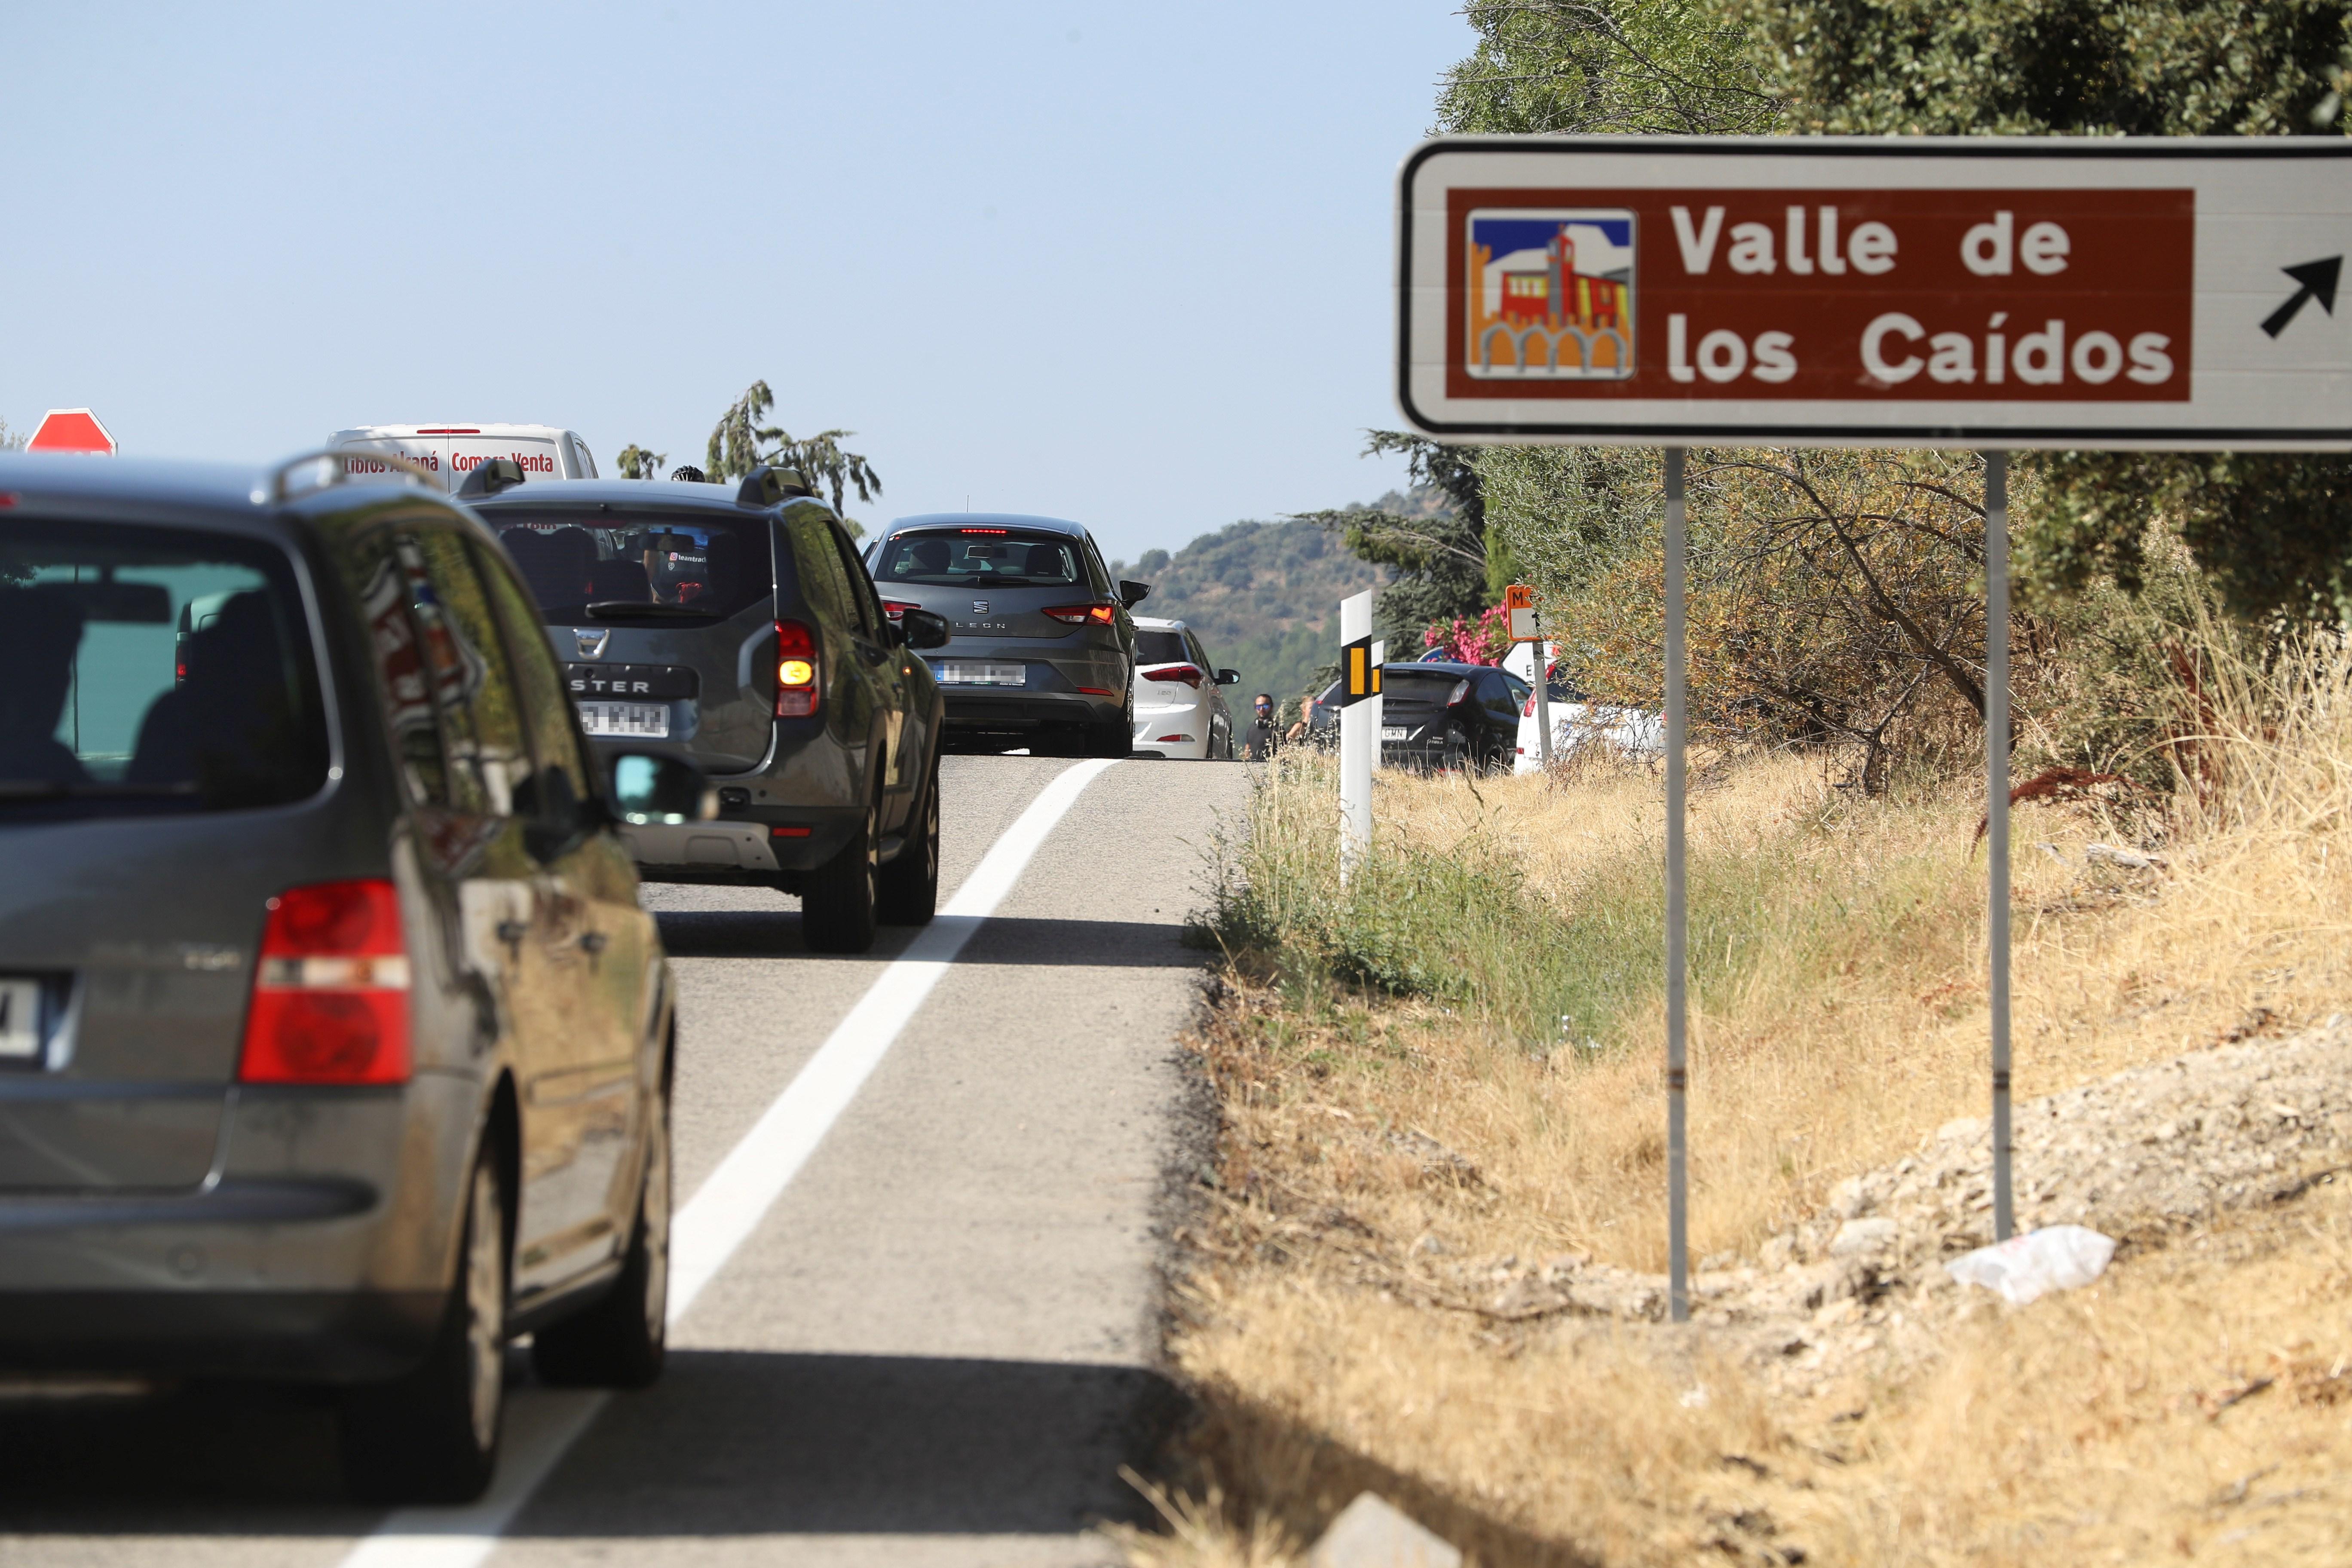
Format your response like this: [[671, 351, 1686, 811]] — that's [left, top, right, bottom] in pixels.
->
[[263, 449, 438, 505], [455, 456, 527, 499], [737, 466, 816, 508]]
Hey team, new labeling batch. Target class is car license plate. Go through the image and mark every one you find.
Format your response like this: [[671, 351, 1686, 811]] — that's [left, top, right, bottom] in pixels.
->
[[937, 662, 1026, 687], [578, 701, 671, 738], [0, 977, 40, 1062], [1381, 726, 1410, 741]]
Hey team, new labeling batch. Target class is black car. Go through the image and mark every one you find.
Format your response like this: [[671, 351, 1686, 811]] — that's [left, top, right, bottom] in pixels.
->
[[466, 465, 950, 953], [1316, 658, 1528, 771], [863, 512, 1148, 756], [0, 450, 711, 1502]]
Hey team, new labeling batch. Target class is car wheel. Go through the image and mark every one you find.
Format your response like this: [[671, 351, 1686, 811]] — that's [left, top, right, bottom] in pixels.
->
[[877, 751, 940, 926], [531, 1051, 670, 1389], [803, 791, 879, 952], [339, 1142, 508, 1504], [1086, 690, 1133, 758]]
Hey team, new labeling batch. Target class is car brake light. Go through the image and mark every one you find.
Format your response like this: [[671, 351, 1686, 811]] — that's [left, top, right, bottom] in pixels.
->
[[1044, 603, 1116, 625], [959, 527, 1008, 535], [1448, 679, 1470, 706], [1142, 664, 1203, 688], [1157, 733, 1194, 743], [881, 599, 920, 622], [775, 620, 820, 718], [239, 880, 410, 1085], [1523, 695, 1535, 717], [413, 428, 482, 435]]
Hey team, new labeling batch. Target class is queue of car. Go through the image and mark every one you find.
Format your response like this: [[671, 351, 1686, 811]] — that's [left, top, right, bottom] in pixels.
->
[[0, 426, 1240, 1508]]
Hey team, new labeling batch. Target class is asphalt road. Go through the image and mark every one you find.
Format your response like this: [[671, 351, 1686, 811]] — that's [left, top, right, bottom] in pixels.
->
[[0, 754, 1252, 1567]]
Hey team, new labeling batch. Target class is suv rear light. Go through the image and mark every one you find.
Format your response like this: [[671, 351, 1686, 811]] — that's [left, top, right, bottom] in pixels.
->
[[881, 599, 920, 622], [1043, 603, 1116, 626], [1523, 694, 1535, 717], [1142, 663, 1204, 688], [239, 880, 411, 1085], [775, 619, 820, 718]]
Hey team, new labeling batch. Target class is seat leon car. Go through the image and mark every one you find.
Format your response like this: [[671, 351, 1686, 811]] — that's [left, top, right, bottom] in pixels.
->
[[1129, 616, 1241, 759], [864, 513, 1148, 756], [467, 465, 950, 952], [0, 449, 711, 1504]]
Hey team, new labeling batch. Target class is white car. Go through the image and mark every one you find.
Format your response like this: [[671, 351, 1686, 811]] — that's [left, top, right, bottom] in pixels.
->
[[327, 423, 599, 493], [1514, 663, 1664, 772], [1130, 616, 1240, 759]]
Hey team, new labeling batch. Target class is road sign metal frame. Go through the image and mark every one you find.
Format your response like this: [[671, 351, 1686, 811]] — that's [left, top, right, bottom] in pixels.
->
[[1399, 135, 2352, 450]]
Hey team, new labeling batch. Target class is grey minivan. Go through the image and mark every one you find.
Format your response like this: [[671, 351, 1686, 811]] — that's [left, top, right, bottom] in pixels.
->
[[864, 512, 1147, 756], [469, 468, 949, 952], [0, 451, 708, 1503]]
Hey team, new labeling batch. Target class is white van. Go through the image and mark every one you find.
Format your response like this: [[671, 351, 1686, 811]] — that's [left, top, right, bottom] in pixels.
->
[[326, 423, 598, 493]]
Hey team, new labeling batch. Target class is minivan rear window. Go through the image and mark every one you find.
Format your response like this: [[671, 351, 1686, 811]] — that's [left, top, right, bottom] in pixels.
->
[[873, 529, 1084, 588], [0, 521, 329, 818], [1136, 631, 1188, 664], [487, 511, 775, 624]]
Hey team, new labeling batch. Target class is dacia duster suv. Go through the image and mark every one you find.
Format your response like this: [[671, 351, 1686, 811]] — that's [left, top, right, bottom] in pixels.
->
[[468, 465, 950, 952]]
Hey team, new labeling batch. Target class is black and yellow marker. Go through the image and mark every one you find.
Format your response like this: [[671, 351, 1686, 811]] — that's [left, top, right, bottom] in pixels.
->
[[1339, 635, 1382, 706]]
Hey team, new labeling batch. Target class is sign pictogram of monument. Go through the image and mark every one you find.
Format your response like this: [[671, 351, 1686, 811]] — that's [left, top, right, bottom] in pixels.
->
[[1465, 208, 1635, 380]]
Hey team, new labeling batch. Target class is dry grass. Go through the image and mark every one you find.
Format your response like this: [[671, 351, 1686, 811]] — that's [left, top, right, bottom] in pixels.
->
[[1144, 638, 2352, 1564]]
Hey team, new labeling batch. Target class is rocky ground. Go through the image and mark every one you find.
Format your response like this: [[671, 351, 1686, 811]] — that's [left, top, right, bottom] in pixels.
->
[[1434, 1017, 2352, 1394]]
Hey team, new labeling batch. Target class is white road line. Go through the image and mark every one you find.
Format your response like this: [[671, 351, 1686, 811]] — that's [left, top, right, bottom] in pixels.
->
[[337, 758, 1121, 1568]]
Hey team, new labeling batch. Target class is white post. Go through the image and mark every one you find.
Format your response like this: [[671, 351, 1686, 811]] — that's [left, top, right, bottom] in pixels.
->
[[1984, 451, 2014, 1243], [1339, 590, 1375, 879], [1664, 447, 1689, 1325]]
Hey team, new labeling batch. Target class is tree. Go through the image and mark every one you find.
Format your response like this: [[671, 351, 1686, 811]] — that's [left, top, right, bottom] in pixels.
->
[[704, 381, 881, 529], [1733, 0, 2352, 620], [0, 418, 24, 452], [1295, 432, 1511, 651], [614, 444, 667, 480], [1438, 0, 1780, 136]]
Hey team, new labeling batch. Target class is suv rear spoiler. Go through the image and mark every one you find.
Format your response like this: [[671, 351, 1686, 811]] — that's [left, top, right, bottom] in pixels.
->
[[737, 465, 816, 508]]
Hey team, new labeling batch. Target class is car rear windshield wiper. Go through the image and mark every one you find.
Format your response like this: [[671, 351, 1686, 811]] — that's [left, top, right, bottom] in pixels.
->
[[580, 601, 718, 619]]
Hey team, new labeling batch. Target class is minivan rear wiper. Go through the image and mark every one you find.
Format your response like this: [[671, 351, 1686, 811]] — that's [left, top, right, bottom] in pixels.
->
[[581, 601, 718, 619]]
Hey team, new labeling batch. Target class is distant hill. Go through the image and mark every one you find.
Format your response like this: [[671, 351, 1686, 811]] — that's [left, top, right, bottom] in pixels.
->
[[1110, 491, 1433, 711]]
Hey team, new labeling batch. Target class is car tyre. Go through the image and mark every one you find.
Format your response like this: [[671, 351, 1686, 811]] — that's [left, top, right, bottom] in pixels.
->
[[876, 753, 940, 926], [803, 792, 879, 952], [1086, 690, 1133, 759], [339, 1144, 508, 1504], [531, 1054, 670, 1389]]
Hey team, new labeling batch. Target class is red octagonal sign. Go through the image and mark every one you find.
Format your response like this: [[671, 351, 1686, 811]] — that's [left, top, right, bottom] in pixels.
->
[[28, 408, 118, 454]]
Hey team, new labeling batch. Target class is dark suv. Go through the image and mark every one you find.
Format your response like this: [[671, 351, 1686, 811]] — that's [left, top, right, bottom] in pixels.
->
[[1316, 658, 1528, 771], [864, 512, 1147, 756], [467, 466, 949, 953], [0, 450, 710, 1503]]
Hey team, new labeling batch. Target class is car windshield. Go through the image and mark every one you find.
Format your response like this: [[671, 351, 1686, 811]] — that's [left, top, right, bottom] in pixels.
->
[[1136, 631, 1188, 664], [873, 529, 1084, 588], [0, 521, 329, 819], [488, 511, 773, 623]]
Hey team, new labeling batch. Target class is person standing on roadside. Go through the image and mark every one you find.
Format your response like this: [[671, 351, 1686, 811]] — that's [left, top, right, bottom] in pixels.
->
[[1244, 692, 1277, 761]]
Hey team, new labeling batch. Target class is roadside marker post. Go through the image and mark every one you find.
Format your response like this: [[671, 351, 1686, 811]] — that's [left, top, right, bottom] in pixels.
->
[[1505, 583, 1553, 766], [1398, 134, 2352, 1308], [1338, 589, 1380, 879]]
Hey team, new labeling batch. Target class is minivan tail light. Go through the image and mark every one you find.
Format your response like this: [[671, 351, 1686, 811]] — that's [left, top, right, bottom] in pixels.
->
[[880, 599, 920, 622], [775, 619, 820, 718], [239, 880, 411, 1085], [1043, 603, 1116, 626], [1142, 664, 1204, 688]]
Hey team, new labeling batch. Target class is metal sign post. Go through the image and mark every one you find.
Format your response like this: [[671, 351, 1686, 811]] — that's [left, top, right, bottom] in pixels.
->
[[1984, 452, 2014, 1241], [1338, 589, 1379, 880], [1662, 451, 1690, 1322], [1396, 132, 2352, 1308]]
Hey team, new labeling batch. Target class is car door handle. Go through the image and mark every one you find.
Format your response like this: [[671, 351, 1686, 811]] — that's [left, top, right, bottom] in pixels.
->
[[579, 930, 609, 955]]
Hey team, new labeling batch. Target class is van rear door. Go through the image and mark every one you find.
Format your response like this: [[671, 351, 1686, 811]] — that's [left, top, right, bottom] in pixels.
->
[[450, 437, 562, 491]]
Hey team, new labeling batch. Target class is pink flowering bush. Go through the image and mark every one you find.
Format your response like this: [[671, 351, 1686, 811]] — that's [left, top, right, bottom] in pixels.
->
[[1421, 605, 1510, 665]]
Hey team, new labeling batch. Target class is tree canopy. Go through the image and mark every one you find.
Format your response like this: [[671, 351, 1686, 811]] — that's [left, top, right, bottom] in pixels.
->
[[704, 381, 882, 530]]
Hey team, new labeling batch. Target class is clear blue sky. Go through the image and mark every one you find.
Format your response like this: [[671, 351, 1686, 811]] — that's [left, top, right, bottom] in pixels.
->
[[1, 2, 1473, 564]]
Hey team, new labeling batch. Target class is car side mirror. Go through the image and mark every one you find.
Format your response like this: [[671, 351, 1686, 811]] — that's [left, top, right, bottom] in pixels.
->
[[608, 752, 717, 826], [1118, 579, 1151, 609], [902, 608, 952, 650], [1216, 668, 1240, 686]]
